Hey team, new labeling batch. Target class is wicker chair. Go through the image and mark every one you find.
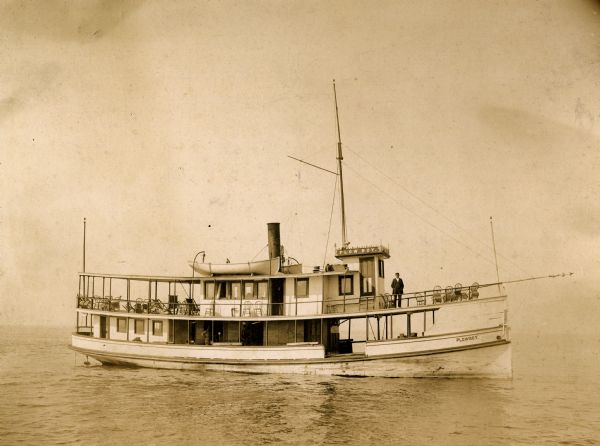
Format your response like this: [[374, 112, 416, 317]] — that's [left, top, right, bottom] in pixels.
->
[[469, 282, 480, 299], [432, 286, 443, 304]]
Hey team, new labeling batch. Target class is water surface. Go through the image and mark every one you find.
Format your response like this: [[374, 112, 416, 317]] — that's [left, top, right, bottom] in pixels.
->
[[0, 327, 598, 445]]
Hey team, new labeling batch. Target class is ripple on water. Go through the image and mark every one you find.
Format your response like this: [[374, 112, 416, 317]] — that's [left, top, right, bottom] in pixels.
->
[[1, 327, 599, 445]]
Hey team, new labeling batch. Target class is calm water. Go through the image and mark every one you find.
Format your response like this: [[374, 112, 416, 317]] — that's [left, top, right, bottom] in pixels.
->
[[0, 326, 598, 445]]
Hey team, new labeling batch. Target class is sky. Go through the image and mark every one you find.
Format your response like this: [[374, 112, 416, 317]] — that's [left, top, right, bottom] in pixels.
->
[[1, 0, 599, 335]]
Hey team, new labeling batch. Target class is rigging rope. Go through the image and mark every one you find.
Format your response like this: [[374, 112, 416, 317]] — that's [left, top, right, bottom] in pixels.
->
[[344, 161, 501, 270], [251, 244, 268, 261], [477, 272, 574, 289], [345, 146, 528, 276], [323, 175, 338, 269]]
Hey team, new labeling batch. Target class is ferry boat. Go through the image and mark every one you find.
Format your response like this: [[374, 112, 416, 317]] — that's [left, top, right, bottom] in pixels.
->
[[70, 85, 512, 378]]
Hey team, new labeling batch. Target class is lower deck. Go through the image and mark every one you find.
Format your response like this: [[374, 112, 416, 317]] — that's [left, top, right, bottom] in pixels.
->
[[71, 329, 512, 378]]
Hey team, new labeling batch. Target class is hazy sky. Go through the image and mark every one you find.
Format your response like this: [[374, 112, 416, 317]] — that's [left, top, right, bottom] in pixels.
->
[[1, 0, 599, 333]]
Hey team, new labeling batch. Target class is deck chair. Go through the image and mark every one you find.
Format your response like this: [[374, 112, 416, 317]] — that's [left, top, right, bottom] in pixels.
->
[[454, 283, 463, 301], [432, 286, 443, 304], [415, 293, 426, 306], [469, 282, 480, 299], [444, 286, 454, 302], [253, 301, 263, 316]]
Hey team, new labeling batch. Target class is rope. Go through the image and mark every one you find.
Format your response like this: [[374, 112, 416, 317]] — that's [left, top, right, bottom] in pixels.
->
[[345, 146, 528, 276], [465, 272, 573, 294], [323, 176, 338, 269], [344, 162, 501, 270], [251, 244, 268, 261]]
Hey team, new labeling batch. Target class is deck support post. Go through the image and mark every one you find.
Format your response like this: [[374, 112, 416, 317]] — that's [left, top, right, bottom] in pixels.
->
[[377, 316, 380, 340], [294, 319, 297, 343], [407, 313, 412, 338], [320, 318, 323, 345]]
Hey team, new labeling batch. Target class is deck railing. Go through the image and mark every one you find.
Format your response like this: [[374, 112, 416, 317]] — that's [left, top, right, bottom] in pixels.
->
[[76, 282, 489, 317]]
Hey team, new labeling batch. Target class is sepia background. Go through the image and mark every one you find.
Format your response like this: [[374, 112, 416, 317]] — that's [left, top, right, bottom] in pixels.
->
[[1, 0, 599, 337]]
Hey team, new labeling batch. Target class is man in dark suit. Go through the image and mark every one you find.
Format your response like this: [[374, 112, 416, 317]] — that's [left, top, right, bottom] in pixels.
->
[[391, 273, 404, 308]]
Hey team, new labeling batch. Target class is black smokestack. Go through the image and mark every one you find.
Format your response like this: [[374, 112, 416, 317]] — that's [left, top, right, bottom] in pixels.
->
[[267, 223, 281, 259]]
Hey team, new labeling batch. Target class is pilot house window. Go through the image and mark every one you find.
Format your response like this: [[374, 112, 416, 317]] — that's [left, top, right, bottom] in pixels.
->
[[339, 276, 353, 295], [360, 257, 375, 296]]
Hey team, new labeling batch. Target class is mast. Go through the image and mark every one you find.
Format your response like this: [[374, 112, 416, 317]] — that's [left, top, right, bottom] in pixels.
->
[[333, 80, 348, 246], [83, 217, 86, 273]]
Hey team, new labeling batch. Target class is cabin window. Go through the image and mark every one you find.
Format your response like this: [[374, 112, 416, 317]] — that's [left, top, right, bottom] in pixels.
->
[[205, 282, 215, 300], [216, 281, 227, 299], [257, 281, 268, 299], [244, 282, 255, 299], [339, 276, 353, 295], [152, 320, 163, 336], [230, 282, 241, 299], [360, 257, 375, 296], [295, 278, 309, 298], [134, 319, 145, 335], [116, 317, 127, 333], [378, 259, 385, 278]]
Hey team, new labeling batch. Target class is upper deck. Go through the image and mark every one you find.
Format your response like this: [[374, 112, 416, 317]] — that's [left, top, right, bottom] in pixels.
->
[[76, 270, 495, 320]]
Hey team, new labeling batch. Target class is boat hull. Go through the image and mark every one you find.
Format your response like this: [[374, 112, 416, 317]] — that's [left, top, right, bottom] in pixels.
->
[[71, 333, 512, 378]]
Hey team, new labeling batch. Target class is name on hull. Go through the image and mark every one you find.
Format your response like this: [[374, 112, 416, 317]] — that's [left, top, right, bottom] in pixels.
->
[[456, 335, 478, 342]]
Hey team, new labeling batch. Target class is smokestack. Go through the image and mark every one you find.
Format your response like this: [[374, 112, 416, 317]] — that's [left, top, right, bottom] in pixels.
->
[[267, 223, 281, 259]]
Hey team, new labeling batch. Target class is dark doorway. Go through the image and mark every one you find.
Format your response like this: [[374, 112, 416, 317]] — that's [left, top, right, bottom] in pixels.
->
[[241, 321, 264, 346], [173, 320, 188, 344], [271, 278, 284, 315], [99, 316, 107, 339]]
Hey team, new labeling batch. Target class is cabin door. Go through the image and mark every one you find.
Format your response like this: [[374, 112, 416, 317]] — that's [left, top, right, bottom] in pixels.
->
[[99, 316, 107, 339], [270, 279, 284, 316]]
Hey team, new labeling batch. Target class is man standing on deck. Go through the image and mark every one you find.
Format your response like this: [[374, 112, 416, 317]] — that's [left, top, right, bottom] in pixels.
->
[[391, 273, 404, 308]]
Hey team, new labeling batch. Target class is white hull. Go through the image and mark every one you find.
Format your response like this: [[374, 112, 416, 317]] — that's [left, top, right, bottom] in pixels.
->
[[71, 329, 512, 378]]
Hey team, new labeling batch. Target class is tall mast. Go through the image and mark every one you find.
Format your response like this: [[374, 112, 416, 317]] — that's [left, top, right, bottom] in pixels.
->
[[333, 80, 348, 246]]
